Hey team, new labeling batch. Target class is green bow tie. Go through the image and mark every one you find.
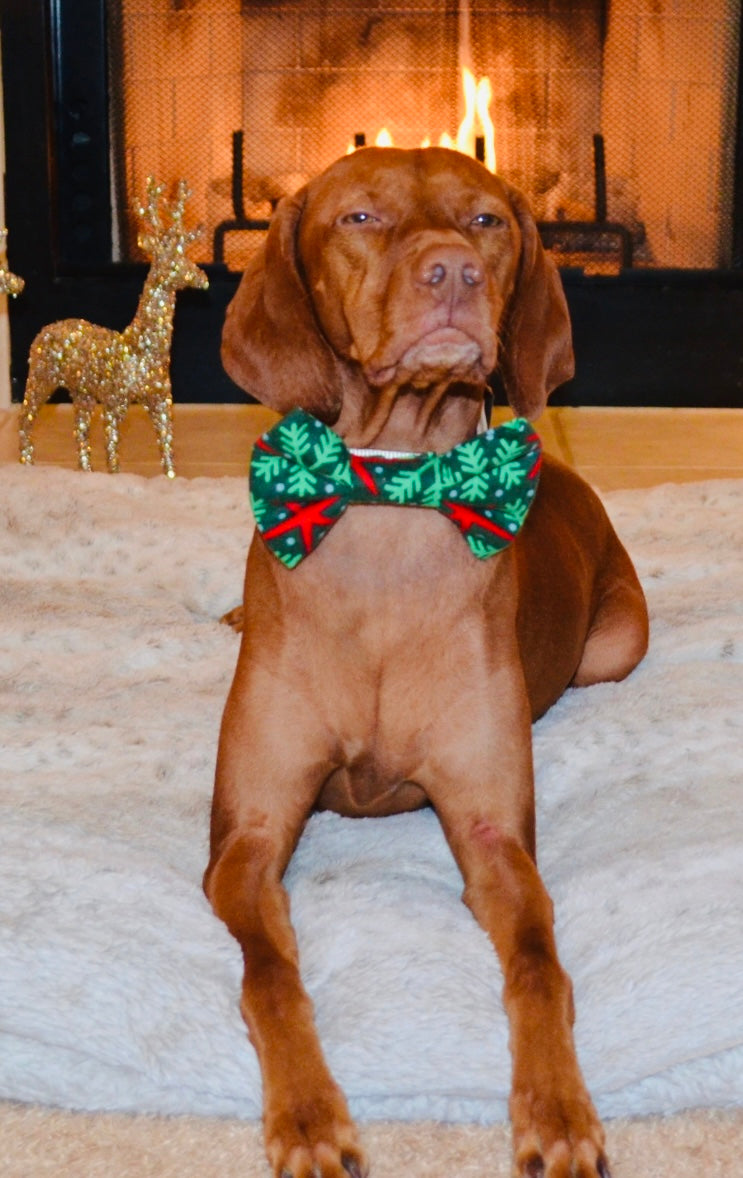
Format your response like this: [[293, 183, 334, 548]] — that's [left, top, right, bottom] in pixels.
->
[[249, 409, 542, 568]]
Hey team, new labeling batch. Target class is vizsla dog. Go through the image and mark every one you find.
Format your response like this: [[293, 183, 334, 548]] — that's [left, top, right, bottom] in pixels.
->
[[205, 146, 648, 1178]]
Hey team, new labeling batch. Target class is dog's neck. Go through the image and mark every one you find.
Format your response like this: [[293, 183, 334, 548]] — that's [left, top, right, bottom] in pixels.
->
[[333, 381, 486, 455], [349, 406, 490, 459]]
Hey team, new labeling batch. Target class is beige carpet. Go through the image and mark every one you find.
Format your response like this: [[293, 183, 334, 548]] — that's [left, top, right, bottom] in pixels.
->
[[2, 469, 743, 1176], [1, 1103, 742, 1177]]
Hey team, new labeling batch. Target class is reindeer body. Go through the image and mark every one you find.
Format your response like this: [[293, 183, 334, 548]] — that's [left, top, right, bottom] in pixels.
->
[[19, 181, 207, 477]]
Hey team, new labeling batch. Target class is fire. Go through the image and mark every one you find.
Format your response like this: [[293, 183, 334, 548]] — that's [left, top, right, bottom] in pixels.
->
[[453, 68, 496, 171], [347, 67, 496, 172]]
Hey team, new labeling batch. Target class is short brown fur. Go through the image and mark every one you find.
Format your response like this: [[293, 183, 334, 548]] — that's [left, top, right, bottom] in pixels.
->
[[206, 147, 648, 1178]]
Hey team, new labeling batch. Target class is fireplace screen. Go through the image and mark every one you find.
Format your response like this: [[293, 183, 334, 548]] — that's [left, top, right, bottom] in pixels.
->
[[108, 0, 741, 274]]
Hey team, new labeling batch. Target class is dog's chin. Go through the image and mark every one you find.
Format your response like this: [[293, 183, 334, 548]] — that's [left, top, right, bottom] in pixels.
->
[[367, 329, 489, 390]]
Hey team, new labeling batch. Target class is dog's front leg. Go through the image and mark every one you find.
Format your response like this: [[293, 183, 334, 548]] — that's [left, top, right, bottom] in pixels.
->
[[204, 685, 367, 1178], [428, 689, 609, 1178]]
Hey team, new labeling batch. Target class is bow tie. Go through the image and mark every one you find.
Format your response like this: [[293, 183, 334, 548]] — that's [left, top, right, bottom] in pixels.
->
[[249, 409, 542, 568]]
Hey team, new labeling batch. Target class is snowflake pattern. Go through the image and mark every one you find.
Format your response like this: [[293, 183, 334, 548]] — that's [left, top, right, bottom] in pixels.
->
[[249, 409, 541, 567]]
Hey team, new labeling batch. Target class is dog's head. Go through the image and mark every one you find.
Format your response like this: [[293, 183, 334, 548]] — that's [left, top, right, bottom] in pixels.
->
[[222, 147, 573, 434]]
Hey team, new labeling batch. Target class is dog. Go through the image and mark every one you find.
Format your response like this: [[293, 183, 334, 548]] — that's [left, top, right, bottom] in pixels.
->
[[204, 146, 649, 1178]]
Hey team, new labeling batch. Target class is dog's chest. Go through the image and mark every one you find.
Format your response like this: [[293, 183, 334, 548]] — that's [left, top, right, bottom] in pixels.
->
[[265, 507, 515, 816], [291, 502, 491, 608]]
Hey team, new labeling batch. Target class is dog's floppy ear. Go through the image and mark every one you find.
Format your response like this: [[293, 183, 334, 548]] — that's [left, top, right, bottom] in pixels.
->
[[497, 183, 574, 420], [221, 188, 345, 421]]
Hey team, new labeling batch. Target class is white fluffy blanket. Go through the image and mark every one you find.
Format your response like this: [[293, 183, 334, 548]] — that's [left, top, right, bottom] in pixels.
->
[[0, 465, 741, 1126]]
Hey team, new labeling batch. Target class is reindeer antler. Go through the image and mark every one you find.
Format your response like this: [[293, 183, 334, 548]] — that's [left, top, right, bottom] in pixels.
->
[[171, 180, 191, 223], [137, 178, 167, 233], [169, 180, 204, 245], [136, 178, 204, 254], [136, 178, 166, 257], [0, 228, 25, 297]]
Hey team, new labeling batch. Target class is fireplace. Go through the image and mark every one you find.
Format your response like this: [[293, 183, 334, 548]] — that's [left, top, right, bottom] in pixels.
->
[[107, 0, 741, 275], [3, 0, 743, 405]]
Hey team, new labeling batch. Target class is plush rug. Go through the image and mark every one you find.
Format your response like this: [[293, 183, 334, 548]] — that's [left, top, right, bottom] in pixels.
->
[[0, 466, 741, 1128]]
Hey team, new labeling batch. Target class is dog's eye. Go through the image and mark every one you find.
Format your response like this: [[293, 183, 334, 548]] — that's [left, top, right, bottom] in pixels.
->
[[340, 211, 378, 225], [471, 212, 504, 228]]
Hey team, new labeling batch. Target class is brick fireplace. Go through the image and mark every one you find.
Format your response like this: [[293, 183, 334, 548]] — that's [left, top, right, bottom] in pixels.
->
[[2, 0, 742, 405]]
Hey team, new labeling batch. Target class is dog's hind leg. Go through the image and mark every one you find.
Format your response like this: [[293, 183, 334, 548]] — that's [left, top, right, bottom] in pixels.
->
[[572, 546, 648, 688]]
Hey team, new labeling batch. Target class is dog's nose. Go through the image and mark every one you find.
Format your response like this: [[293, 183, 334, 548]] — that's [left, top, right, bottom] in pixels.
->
[[417, 245, 484, 295]]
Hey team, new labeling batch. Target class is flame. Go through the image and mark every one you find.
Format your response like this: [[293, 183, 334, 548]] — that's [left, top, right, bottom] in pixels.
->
[[346, 128, 393, 154], [456, 68, 496, 172], [346, 69, 496, 172], [474, 75, 496, 172], [456, 67, 478, 157]]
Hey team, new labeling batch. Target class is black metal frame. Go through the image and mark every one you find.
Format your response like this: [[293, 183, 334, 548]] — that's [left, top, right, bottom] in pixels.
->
[[212, 132, 271, 265], [2, 0, 742, 406], [734, 6, 743, 270]]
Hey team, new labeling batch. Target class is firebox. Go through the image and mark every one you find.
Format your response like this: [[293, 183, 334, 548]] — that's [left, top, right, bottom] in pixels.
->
[[3, 0, 743, 405], [108, 0, 740, 275]]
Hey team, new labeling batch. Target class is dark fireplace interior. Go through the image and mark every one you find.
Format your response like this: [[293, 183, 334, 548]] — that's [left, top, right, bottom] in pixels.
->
[[3, 0, 743, 406]]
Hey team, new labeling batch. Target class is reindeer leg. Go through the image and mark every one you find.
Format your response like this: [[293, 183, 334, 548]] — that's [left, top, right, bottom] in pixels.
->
[[18, 387, 40, 466], [73, 397, 97, 472], [144, 392, 176, 478], [103, 404, 126, 474]]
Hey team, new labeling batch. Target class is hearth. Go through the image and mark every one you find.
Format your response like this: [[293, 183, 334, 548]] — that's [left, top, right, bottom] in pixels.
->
[[2, 0, 742, 405]]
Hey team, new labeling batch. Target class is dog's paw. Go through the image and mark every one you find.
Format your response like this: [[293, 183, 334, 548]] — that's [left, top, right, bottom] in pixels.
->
[[515, 1143, 611, 1178], [511, 1083, 610, 1178], [219, 604, 244, 632], [277, 1150, 367, 1178], [266, 1092, 368, 1178]]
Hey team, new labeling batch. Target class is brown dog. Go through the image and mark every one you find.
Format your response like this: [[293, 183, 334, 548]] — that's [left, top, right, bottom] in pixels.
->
[[205, 146, 648, 1178]]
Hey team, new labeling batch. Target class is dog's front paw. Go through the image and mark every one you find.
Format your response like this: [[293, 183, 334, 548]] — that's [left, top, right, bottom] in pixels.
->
[[511, 1081, 610, 1178], [265, 1090, 368, 1178]]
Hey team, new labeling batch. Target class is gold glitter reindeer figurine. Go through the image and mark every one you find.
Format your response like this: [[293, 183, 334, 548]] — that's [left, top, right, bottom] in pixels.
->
[[19, 179, 208, 477], [0, 229, 24, 297]]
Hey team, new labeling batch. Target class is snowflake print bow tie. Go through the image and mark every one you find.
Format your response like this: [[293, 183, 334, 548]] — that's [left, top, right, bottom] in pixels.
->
[[249, 409, 542, 568]]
